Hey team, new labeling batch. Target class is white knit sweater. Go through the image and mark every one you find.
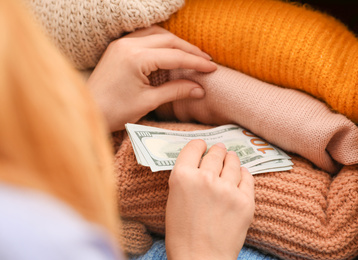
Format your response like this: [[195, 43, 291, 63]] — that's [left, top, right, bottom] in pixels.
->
[[26, 0, 185, 70]]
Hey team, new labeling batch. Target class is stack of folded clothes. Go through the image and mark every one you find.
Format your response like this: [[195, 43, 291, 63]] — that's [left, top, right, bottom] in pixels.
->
[[28, 0, 358, 259], [115, 1, 358, 259]]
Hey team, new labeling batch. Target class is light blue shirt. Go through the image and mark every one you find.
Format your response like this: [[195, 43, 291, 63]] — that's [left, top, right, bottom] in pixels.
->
[[0, 183, 124, 260]]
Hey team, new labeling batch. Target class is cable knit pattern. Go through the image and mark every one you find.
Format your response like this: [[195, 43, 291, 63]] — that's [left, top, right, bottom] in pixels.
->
[[114, 120, 358, 260], [161, 0, 358, 124], [151, 65, 358, 174], [25, 0, 184, 69]]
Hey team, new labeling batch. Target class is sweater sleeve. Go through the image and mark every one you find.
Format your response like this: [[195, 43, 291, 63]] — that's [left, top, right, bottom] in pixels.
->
[[0, 184, 125, 260], [25, 0, 185, 70]]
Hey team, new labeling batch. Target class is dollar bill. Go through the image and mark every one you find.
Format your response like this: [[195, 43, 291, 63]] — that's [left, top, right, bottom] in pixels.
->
[[125, 123, 293, 174]]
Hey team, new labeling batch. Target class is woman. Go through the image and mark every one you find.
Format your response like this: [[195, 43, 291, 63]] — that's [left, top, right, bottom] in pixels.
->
[[0, 1, 255, 259]]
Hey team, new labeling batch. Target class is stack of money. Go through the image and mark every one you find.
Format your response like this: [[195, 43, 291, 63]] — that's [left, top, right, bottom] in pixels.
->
[[125, 123, 293, 174]]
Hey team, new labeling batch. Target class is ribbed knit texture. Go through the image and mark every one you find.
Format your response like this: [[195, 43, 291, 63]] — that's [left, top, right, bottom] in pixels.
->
[[161, 0, 358, 124], [120, 219, 153, 255], [114, 120, 358, 260], [25, 0, 185, 69], [151, 65, 358, 174], [26, 0, 358, 122], [130, 239, 279, 260]]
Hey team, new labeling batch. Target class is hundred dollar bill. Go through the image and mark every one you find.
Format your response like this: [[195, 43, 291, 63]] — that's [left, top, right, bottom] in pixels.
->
[[125, 123, 293, 174], [248, 159, 294, 174]]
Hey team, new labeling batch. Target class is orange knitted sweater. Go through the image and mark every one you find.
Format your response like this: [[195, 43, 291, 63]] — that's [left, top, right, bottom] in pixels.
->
[[161, 0, 358, 124]]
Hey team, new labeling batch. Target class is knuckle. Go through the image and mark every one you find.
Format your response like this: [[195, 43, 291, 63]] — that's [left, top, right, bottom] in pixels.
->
[[110, 38, 129, 51], [129, 48, 143, 61], [215, 184, 240, 207], [172, 164, 191, 178], [200, 170, 216, 184], [245, 171, 255, 186], [111, 38, 141, 58], [188, 139, 206, 153], [227, 163, 241, 175], [172, 50, 186, 63], [163, 33, 178, 47], [169, 165, 197, 188], [175, 86, 186, 100], [219, 183, 234, 197], [209, 146, 226, 158], [240, 195, 252, 208], [238, 194, 255, 216], [193, 45, 202, 53], [169, 167, 185, 185]]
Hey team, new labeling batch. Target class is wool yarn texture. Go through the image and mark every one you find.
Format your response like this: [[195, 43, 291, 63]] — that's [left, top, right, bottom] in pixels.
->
[[114, 120, 358, 260], [26, 0, 358, 122], [151, 65, 358, 175], [161, 0, 358, 124], [25, 0, 184, 69], [119, 219, 153, 255]]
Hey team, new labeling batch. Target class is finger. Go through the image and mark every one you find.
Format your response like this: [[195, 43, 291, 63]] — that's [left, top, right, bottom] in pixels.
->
[[238, 167, 255, 198], [148, 79, 205, 107], [124, 25, 169, 38], [221, 151, 242, 185], [199, 143, 227, 177], [131, 33, 212, 60], [124, 26, 212, 60], [142, 48, 217, 73], [174, 139, 207, 169]]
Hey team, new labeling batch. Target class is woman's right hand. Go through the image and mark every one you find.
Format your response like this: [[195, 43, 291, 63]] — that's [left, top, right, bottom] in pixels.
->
[[165, 140, 255, 260]]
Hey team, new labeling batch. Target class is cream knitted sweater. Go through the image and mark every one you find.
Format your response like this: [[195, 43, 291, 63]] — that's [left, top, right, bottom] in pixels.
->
[[26, 0, 185, 70]]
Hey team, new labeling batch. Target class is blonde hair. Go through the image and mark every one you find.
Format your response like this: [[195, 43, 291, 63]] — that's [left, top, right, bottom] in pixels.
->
[[0, 0, 120, 247]]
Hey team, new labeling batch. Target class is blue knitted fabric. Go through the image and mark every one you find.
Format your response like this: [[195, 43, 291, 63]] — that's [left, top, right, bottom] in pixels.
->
[[130, 239, 279, 260]]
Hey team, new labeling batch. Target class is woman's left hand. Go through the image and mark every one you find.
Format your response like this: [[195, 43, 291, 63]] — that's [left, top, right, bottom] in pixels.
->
[[87, 25, 217, 132]]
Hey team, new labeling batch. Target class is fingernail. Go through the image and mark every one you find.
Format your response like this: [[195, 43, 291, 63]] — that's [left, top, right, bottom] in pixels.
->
[[210, 61, 217, 68], [228, 151, 237, 156], [215, 142, 226, 149], [190, 87, 205, 98], [202, 51, 212, 60]]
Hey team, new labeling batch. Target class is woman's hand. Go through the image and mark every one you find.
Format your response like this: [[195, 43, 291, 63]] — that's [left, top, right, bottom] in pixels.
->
[[165, 140, 255, 260], [87, 26, 217, 132]]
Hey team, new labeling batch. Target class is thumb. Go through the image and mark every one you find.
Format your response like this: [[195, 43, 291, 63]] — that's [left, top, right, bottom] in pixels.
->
[[152, 79, 205, 106]]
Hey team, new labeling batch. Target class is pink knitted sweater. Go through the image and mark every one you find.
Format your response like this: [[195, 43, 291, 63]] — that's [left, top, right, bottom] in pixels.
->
[[151, 65, 358, 174]]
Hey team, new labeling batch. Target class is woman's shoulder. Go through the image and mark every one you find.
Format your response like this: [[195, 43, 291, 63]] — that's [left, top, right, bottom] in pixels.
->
[[0, 183, 122, 260]]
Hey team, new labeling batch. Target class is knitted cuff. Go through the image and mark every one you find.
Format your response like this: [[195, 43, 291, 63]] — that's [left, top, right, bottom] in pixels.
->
[[161, 0, 358, 124], [114, 120, 358, 260], [151, 66, 358, 174], [26, 0, 185, 69]]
